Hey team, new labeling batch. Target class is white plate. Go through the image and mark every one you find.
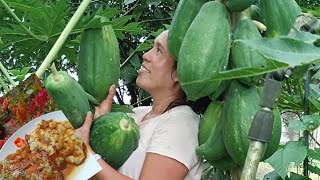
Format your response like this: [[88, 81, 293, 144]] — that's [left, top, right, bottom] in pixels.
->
[[0, 110, 102, 180]]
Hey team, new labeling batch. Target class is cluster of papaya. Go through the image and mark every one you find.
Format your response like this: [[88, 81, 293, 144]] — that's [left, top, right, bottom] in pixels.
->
[[44, 17, 139, 169], [168, 0, 302, 170]]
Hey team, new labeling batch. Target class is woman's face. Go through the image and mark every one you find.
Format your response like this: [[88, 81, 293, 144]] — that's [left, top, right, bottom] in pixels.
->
[[136, 30, 178, 93]]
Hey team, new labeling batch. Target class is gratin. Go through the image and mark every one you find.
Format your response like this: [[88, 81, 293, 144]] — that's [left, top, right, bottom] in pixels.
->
[[0, 119, 86, 179]]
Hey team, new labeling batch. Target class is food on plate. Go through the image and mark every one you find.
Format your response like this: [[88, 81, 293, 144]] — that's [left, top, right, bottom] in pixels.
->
[[0, 119, 87, 179]]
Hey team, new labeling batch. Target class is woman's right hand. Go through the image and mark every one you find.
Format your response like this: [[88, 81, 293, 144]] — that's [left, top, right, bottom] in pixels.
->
[[93, 84, 117, 119]]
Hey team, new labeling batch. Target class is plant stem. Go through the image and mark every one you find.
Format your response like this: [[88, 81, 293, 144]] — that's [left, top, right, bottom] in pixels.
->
[[132, 95, 151, 106], [0, 75, 10, 92], [35, 0, 92, 78], [0, 0, 47, 41], [303, 70, 311, 176], [0, 62, 16, 87], [298, 78, 305, 107], [309, 133, 320, 146]]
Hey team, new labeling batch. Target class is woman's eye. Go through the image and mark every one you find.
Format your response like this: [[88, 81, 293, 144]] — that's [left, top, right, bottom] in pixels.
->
[[156, 48, 162, 53]]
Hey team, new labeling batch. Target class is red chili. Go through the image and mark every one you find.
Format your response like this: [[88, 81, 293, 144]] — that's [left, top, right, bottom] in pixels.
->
[[14, 137, 25, 148]]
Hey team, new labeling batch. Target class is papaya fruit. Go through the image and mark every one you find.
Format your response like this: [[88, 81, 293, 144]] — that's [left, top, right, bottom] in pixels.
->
[[222, 81, 281, 166], [231, 17, 266, 86], [45, 65, 91, 129], [260, 0, 302, 37], [90, 112, 139, 169], [224, 0, 255, 12], [178, 1, 231, 101], [196, 101, 228, 161], [168, 0, 208, 60], [78, 17, 120, 103]]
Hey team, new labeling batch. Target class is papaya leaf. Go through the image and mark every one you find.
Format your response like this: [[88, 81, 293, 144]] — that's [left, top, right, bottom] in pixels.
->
[[201, 59, 288, 83], [265, 141, 307, 179], [9, 69, 20, 76], [5, 0, 45, 18], [121, 22, 146, 34], [235, 37, 320, 67], [288, 120, 305, 132], [111, 104, 133, 113], [21, 67, 31, 75], [308, 148, 320, 161], [288, 28, 320, 44], [135, 41, 152, 52]]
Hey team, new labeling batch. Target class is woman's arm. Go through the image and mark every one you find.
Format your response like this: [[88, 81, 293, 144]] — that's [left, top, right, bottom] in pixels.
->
[[139, 152, 188, 180]]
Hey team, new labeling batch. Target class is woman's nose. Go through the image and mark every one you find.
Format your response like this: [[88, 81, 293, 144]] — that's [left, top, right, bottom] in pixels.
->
[[142, 49, 151, 61]]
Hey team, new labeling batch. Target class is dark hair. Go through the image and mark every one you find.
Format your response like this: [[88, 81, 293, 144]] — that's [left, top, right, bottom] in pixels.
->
[[163, 61, 211, 114]]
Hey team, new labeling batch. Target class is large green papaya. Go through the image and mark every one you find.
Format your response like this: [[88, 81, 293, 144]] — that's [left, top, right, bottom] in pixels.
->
[[78, 17, 120, 103], [196, 101, 228, 161], [45, 65, 90, 129], [178, 1, 231, 101], [223, 81, 281, 166], [90, 112, 139, 169], [260, 0, 302, 37], [168, 0, 208, 60], [224, 0, 255, 12], [231, 17, 266, 86], [198, 100, 223, 145]]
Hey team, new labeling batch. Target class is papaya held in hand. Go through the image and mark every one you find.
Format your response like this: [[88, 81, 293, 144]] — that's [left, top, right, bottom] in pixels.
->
[[45, 63, 91, 129]]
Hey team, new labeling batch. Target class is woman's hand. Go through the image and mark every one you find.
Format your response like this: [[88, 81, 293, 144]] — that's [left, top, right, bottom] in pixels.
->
[[76, 85, 117, 151], [93, 84, 117, 119]]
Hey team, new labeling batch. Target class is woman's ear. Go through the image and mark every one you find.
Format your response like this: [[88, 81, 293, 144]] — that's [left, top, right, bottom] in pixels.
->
[[171, 69, 179, 83]]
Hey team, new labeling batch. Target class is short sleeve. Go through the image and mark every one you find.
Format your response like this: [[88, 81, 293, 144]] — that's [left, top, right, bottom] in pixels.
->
[[146, 108, 200, 170]]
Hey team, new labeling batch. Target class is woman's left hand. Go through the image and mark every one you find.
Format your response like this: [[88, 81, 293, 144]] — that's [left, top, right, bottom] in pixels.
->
[[76, 111, 95, 151]]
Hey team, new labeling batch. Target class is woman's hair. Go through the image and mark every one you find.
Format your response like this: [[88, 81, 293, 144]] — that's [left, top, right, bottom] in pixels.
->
[[163, 61, 211, 114]]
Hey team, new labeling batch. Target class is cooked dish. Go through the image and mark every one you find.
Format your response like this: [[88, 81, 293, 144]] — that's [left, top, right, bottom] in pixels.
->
[[0, 119, 86, 179]]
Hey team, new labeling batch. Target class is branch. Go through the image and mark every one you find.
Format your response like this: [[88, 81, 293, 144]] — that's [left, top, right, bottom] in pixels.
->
[[309, 133, 320, 146], [0, 62, 16, 87], [35, 0, 92, 78], [0, 0, 48, 41], [122, 0, 140, 16]]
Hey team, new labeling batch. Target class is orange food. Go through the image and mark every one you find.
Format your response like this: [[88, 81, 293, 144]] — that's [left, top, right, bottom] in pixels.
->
[[14, 137, 25, 148]]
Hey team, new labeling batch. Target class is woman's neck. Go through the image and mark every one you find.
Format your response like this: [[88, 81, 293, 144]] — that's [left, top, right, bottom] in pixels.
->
[[142, 95, 181, 122]]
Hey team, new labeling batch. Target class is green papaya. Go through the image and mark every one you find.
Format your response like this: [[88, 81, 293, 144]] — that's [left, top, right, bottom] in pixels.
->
[[90, 112, 139, 169], [196, 101, 228, 161], [260, 0, 302, 37], [178, 1, 231, 101], [45, 65, 90, 129], [224, 0, 255, 12], [223, 81, 281, 166], [208, 155, 237, 171], [78, 17, 120, 103], [198, 100, 224, 145], [168, 0, 208, 60], [231, 17, 266, 86]]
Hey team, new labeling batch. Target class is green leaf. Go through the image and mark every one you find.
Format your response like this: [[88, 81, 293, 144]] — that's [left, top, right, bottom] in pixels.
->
[[121, 22, 146, 34], [130, 53, 141, 70], [111, 104, 133, 113], [15, 74, 25, 82], [301, 115, 320, 131], [235, 37, 320, 67], [308, 148, 320, 161], [288, 28, 320, 44], [308, 164, 320, 176], [309, 84, 320, 110], [288, 120, 305, 131], [112, 15, 134, 30], [135, 41, 152, 52], [265, 141, 307, 179], [278, 94, 302, 112], [9, 69, 20, 76], [120, 66, 138, 82], [21, 67, 31, 75]]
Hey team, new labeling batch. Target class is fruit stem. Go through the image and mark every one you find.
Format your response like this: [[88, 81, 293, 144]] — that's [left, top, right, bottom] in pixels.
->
[[51, 63, 60, 82]]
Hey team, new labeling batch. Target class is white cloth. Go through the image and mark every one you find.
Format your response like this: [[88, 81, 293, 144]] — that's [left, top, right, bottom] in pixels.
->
[[118, 105, 203, 180]]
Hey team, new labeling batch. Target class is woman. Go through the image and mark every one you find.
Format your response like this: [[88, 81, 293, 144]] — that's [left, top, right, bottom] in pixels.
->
[[76, 30, 203, 180]]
